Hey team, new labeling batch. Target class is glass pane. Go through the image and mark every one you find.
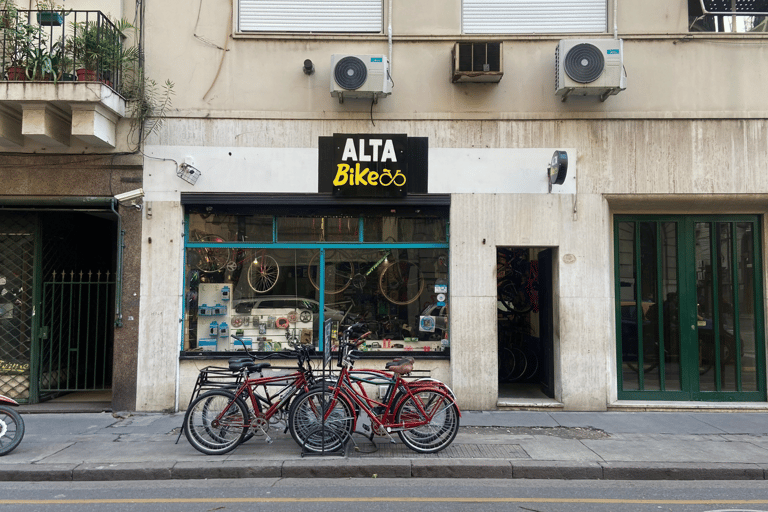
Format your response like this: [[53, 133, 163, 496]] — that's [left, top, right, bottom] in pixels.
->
[[188, 213, 273, 242], [277, 216, 359, 242], [737, 223, 757, 391], [618, 222, 639, 391], [184, 248, 321, 352], [661, 222, 681, 391], [364, 216, 447, 242], [695, 222, 718, 391], [639, 222, 660, 391], [324, 248, 449, 353], [717, 223, 737, 391]]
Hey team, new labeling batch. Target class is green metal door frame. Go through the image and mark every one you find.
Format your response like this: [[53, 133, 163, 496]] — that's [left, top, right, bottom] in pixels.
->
[[615, 214, 765, 402]]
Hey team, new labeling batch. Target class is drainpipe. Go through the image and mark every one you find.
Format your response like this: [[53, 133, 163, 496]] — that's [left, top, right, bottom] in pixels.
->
[[110, 200, 125, 328], [388, 0, 393, 74], [614, 0, 618, 39]]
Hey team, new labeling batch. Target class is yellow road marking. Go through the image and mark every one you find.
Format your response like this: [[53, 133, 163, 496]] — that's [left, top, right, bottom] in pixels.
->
[[1, 497, 768, 505]]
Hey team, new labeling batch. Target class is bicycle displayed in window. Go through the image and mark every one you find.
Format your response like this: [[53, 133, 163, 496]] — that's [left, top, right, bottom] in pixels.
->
[[287, 323, 460, 454], [308, 249, 425, 305]]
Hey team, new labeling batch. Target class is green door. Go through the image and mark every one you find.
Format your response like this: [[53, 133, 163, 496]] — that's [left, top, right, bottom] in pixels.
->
[[615, 215, 765, 401]]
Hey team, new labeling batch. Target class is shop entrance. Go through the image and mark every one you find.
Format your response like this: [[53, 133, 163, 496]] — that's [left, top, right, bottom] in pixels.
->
[[615, 215, 765, 401], [0, 211, 116, 404], [497, 247, 554, 401]]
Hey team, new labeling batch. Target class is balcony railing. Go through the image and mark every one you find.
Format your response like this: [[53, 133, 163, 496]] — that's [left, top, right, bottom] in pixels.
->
[[1, 10, 131, 93]]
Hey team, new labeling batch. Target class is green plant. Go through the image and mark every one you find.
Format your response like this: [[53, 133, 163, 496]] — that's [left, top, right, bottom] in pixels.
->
[[123, 73, 175, 145], [67, 17, 132, 72], [3, 11, 47, 70]]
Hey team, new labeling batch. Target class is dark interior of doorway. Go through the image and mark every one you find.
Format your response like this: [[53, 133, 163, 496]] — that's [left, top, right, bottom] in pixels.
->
[[37, 211, 117, 404], [497, 247, 554, 401]]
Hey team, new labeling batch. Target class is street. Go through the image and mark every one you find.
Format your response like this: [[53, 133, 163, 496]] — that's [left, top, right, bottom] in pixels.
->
[[1, 478, 768, 512]]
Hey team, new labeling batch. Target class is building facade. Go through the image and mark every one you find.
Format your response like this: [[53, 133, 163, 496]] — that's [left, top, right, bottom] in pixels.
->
[[5, 0, 765, 413]]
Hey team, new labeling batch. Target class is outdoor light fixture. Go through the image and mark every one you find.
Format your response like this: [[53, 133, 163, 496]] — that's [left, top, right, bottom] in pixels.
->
[[548, 150, 568, 192], [303, 59, 315, 75], [177, 163, 202, 185]]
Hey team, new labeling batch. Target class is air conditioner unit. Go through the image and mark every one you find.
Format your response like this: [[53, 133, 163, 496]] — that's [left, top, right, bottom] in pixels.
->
[[555, 39, 626, 101], [452, 42, 503, 83], [330, 54, 392, 103]]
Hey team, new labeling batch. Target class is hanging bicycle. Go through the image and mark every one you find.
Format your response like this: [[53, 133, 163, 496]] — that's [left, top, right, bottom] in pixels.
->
[[308, 250, 425, 306]]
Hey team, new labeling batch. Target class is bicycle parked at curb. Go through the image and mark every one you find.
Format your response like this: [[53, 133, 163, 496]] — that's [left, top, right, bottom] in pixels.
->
[[287, 323, 461, 454], [182, 335, 323, 455], [0, 394, 24, 456]]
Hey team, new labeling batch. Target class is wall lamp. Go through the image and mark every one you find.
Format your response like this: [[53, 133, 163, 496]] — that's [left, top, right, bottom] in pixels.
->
[[303, 59, 315, 75]]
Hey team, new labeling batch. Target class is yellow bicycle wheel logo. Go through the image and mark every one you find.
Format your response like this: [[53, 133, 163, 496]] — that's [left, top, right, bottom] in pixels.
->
[[379, 169, 406, 187]]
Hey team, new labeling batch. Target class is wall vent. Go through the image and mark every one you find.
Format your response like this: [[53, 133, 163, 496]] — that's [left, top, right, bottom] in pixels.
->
[[452, 42, 503, 83]]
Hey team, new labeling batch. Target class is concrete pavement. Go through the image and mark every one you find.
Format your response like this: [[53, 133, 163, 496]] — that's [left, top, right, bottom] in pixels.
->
[[2, 410, 768, 481]]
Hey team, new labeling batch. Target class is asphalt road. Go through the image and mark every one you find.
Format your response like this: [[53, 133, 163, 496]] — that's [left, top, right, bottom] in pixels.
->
[[1, 478, 768, 512]]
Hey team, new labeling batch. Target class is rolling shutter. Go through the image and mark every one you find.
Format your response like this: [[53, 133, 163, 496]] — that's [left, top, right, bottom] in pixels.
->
[[239, 0, 383, 33], [463, 0, 607, 34]]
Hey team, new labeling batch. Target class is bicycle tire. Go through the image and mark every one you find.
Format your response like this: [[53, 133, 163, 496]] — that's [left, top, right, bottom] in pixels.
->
[[498, 279, 533, 313], [498, 347, 517, 382], [522, 346, 539, 380], [192, 235, 230, 273], [184, 390, 248, 455], [395, 389, 459, 454], [508, 347, 528, 382], [0, 406, 24, 456], [288, 387, 355, 453], [307, 252, 354, 295], [379, 260, 425, 306], [247, 254, 280, 293]]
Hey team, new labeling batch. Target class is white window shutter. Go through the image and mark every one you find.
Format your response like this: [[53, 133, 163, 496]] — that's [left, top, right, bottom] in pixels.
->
[[239, 0, 383, 32], [463, 0, 607, 34]]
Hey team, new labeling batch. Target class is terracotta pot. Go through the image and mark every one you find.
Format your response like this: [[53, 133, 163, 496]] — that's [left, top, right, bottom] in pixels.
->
[[6, 67, 27, 81], [76, 69, 97, 81]]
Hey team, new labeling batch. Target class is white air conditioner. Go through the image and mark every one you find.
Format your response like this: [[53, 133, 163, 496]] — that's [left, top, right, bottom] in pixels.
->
[[555, 39, 626, 101], [330, 54, 392, 103]]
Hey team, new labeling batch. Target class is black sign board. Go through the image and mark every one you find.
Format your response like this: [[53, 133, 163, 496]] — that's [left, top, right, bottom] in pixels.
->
[[318, 134, 428, 198]]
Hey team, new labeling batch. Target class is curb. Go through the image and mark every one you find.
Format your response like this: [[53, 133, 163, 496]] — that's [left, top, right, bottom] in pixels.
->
[[2, 460, 768, 481]]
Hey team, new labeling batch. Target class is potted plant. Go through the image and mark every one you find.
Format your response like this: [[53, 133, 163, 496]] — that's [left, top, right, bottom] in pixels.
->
[[35, 0, 67, 26], [2, 9, 47, 81], [67, 17, 134, 83]]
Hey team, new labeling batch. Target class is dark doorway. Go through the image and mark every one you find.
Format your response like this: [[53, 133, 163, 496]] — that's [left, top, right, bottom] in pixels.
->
[[497, 247, 554, 401]]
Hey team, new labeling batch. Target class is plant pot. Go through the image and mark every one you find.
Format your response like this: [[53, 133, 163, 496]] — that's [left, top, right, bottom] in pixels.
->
[[6, 67, 27, 81], [37, 11, 63, 26], [76, 68, 97, 81]]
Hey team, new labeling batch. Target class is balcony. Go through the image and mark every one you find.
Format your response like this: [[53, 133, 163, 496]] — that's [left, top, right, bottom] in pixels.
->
[[0, 10, 131, 149]]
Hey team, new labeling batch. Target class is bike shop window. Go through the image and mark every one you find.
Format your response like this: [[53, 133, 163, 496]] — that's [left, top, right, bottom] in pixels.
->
[[182, 207, 449, 356]]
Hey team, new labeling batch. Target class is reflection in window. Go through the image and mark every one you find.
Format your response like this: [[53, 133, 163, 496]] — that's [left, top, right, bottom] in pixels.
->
[[183, 244, 449, 354]]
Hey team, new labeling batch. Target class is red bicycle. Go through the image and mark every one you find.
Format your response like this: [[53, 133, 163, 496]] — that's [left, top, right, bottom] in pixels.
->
[[287, 323, 460, 454]]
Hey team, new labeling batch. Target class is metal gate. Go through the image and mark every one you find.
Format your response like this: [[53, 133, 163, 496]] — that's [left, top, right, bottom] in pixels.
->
[[38, 270, 115, 394], [0, 210, 116, 403], [0, 214, 35, 402]]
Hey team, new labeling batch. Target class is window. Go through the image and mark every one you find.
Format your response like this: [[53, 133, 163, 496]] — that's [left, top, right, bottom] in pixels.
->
[[183, 209, 449, 356], [689, 0, 768, 32], [239, 0, 383, 33], [463, 0, 607, 34]]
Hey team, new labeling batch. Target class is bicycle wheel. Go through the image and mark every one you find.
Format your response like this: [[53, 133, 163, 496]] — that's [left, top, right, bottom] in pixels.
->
[[191, 235, 230, 273], [0, 406, 24, 456], [498, 279, 533, 313], [184, 390, 248, 455], [498, 347, 517, 382], [395, 389, 459, 454], [307, 252, 354, 295], [379, 260, 425, 305], [288, 387, 355, 453], [247, 254, 279, 293]]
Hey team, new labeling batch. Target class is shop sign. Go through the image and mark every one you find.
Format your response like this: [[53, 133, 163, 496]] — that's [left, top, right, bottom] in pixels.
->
[[319, 134, 428, 197]]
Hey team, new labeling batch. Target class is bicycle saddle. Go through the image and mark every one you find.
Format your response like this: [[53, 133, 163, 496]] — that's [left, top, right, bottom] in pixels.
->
[[385, 358, 413, 375], [229, 360, 271, 373]]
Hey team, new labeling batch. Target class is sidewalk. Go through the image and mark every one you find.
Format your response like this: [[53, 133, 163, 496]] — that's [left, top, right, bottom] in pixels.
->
[[2, 410, 768, 481]]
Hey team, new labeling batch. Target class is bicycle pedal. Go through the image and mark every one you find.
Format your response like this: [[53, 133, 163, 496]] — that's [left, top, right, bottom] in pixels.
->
[[265, 436, 273, 444]]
